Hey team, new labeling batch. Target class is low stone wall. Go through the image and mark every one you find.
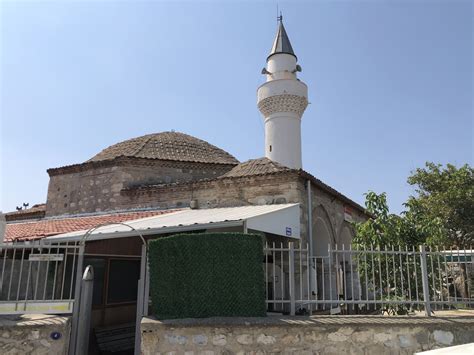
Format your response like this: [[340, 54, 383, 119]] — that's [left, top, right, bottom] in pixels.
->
[[0, 314, 70, 354], [141, 315, 474, 354]]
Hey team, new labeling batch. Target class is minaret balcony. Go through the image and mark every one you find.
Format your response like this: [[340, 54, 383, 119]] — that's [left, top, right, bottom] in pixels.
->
[[257, 78, 308, 105]]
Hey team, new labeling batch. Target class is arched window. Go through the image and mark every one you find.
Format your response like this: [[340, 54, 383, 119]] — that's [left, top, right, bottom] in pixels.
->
[[338, 223, 354, 249], [312, 206, 335, 257]]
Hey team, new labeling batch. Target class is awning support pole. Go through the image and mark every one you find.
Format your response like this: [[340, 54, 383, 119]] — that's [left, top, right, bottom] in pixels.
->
[[135, 244, 147, 354], [69, 243, 85, 355]]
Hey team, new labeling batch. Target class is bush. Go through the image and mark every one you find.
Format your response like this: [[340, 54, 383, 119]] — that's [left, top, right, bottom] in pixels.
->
[[148, 232, 266, 319]]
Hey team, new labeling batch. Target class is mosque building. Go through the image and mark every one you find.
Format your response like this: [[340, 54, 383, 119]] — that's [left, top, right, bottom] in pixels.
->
[[0, 17, 368, 336], [3, 18, 368, 327], [6, 18, 367, 249]]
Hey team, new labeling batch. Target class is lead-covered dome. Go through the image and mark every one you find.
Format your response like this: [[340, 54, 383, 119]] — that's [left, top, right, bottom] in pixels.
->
[[88, 131, 238, 165]]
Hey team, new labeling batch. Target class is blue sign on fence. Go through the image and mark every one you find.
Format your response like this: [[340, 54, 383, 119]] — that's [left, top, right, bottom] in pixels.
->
[[286, 227, 292, 236]]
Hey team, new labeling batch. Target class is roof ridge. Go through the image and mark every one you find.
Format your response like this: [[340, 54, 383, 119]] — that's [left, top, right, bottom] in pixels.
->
[[133, 134, 155, 157], [220, 157, 292, 178]]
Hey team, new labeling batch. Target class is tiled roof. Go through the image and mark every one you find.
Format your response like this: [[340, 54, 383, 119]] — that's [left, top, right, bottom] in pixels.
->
[[5, 204, 46, 222], [88, 131, 239, 165], [4, 210, 177, 242], [220, 157, 291, 178]]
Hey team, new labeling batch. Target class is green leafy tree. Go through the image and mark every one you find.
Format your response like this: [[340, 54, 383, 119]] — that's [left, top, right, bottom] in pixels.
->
[[407, 162, 473, 248], [354, 162, 472, 248], [407, 163, 473, 300], [352, 191, 444, 248], [352, 163, 473, 313], [352, 191, 442, 314]]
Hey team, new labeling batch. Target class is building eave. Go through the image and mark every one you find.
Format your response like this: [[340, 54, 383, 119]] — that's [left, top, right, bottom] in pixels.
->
[[47, 156, 238, 176], [297, 170, 368, 216]]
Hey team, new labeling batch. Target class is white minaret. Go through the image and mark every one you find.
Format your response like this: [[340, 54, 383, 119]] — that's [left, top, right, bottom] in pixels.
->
[[257, 16, 308, 169]]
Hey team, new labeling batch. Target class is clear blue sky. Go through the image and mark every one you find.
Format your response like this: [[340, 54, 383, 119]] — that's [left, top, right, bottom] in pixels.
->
[[0, 1, 472, 214]]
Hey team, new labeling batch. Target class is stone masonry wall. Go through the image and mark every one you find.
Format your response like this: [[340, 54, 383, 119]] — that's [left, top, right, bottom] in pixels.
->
[[121, 173, 368, 246], [46, 152, 369, 248], [120, 173, 301, 212], [46, 160, 233, 216], [141, 316, 474, 355], [0, 314, 70, 354], [299, 181, 367, 249]]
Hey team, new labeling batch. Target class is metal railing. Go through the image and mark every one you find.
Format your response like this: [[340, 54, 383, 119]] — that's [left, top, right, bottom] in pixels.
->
[[0, 241, 81, 314], [264, 242, 473, 316]]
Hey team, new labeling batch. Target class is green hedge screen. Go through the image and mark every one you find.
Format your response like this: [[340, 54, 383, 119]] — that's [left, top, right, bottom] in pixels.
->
[[148, 232, 266, 319]]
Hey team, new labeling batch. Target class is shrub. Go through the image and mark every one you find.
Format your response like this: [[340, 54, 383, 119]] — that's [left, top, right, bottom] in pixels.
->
[[148, 232, 266, 319]]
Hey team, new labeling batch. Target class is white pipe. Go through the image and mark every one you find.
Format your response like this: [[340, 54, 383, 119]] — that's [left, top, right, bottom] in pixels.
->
[[307, 180, 313, 255], [307, 179, 316, 304]]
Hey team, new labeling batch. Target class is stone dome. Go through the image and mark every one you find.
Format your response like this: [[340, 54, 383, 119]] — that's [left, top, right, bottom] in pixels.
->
[[88, 131, 239, 165]]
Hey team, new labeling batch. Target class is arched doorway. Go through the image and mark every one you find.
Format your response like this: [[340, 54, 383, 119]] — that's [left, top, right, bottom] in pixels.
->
[[312, 206, 334, 257], [310, 206, 337, 309], [337, 222, 360, 309]]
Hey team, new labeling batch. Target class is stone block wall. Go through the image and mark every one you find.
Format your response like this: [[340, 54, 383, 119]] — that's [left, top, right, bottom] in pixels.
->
[[300, 181, 367, 252], [122, 172, 369, 246], [141, 316, 474, 355], [0, 314, 70, 354], [46, 159, 234, 216], [121, 173, 302, 212], [46, 154, 369, 250]]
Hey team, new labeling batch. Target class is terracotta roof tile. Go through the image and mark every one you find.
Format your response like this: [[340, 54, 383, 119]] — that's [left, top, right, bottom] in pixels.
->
[[88, 131, 239, 165], [220, 157, 291, 178], [5, 210, 177, 242]]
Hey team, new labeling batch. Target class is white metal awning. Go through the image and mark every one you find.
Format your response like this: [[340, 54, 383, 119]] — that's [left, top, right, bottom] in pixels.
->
[[45, 204, 300, 242]]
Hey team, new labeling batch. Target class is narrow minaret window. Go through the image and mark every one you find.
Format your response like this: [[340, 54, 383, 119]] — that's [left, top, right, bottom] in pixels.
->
[[257, 15, 308, 169]]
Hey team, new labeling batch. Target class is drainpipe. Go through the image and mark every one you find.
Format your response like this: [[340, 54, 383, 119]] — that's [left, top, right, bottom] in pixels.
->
[[307, 180, 313, 255], [307, 179, 315, 304]]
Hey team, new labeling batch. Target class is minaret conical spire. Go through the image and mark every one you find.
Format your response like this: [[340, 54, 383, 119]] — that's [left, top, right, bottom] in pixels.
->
[[268, 15, 296, 60]]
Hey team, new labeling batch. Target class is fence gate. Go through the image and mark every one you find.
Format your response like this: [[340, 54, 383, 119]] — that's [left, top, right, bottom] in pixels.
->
[[0, 241, 82, 315]]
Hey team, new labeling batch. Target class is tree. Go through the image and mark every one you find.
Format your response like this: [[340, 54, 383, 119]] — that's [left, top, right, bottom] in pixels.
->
[[351, 191, 430, 314], [352, 191, 444, 248], [407, 162, 473, 248], [353, 162, 473, 248], [352, 163, 473, 312]]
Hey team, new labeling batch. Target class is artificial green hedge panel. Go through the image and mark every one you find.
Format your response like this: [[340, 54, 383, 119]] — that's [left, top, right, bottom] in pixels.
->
[[148, 232, 266, 319]]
